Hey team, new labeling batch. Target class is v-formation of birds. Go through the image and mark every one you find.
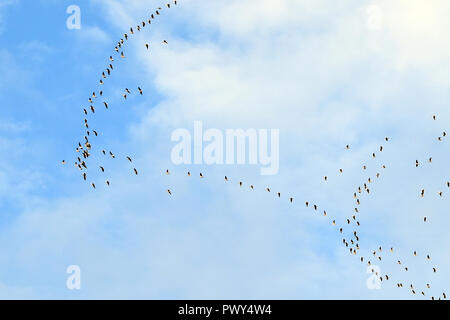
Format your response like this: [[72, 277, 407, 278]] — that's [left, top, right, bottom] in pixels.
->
[[62, 1, 447, 300]]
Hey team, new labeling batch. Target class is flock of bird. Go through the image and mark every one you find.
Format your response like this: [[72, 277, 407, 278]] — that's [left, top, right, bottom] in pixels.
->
[[63, 1, 447, 300], [63, 2, 179, 187], [164, 127, 446, 300]]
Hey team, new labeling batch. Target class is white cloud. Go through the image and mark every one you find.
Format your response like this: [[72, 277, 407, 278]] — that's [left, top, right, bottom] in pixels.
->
[[0, 0, 17, 34], [75, 25, 111, 45], [0, 119, 30, 133], [115, 0, 450, 298], [2, 0, 450, 299], [18, 41, 54, 63]]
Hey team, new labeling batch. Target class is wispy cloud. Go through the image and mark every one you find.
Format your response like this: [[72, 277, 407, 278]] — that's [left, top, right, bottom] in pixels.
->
[[0, 0, 17, 32], [75, 25, 111, 45]]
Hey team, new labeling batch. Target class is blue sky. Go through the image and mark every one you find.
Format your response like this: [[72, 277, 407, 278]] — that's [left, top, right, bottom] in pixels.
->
[[1, 0, 450, 299]]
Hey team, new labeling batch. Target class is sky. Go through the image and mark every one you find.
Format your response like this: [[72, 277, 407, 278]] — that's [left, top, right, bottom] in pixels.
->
[[0, 0, 450, 299]]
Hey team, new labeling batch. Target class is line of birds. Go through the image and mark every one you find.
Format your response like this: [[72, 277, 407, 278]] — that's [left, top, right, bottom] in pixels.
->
[[61, 1, 447, 299], [63, 1, 179, 188], [164, 128, 446, 300]]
